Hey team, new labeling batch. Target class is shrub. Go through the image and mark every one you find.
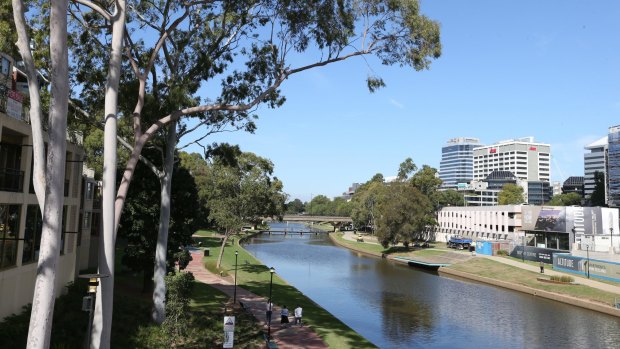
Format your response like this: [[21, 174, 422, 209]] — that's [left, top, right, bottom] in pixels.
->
[[175, 249, 193, 270], [163, 271, 195, 344], [496, 250, 509, 256], [550, 275, 574, 283]]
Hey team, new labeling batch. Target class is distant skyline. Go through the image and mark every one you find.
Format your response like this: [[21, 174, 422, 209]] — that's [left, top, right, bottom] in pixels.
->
[[181, 1, 620, 202]]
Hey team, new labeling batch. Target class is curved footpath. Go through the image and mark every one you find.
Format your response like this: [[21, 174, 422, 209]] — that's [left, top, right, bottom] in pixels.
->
[[333, 231, 620, 317], [185, 249, 328, 349]]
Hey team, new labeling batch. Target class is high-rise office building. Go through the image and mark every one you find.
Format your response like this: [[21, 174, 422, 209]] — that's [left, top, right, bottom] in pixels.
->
[[583, 136, 607, 199], [439, 137, 481, 190], [608, 125, 620, 207], [473, 137, 550, 182]]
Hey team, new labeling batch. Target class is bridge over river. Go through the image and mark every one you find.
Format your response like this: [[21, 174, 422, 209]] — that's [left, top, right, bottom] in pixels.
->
[[266, 215, 352, 223]]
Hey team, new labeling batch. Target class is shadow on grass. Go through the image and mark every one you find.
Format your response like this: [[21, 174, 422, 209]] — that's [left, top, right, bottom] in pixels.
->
[[240, 281, 377, 349], [193, 236, 226, 248], [239, 263, 270, 274]]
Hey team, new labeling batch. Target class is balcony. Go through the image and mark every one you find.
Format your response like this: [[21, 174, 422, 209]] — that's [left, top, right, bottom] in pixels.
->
[[0, 168, 24, 192]]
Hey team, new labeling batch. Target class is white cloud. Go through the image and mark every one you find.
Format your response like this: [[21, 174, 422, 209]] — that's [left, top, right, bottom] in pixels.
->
[[389, 98, 404, 109]]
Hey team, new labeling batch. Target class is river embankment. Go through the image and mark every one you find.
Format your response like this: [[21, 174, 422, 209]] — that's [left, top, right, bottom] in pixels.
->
[[195, 230, 377, 348], [329, 231, 620, 318]]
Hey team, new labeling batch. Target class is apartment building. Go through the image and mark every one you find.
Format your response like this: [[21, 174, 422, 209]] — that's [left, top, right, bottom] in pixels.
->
[[0, 52, 96, 320]]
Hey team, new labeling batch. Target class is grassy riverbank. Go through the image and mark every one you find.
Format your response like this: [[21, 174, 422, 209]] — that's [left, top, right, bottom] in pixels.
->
[[330, 232, 620, 309], [200, 233, 377, 349], [448, 258, 619, 306]]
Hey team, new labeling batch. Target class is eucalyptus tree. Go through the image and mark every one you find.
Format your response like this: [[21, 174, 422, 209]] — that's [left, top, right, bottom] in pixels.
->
[[11, 0, 75, 347], [17, 0, 441, 345], [375, 182, 434, 247], [205, 150, 286, 268]]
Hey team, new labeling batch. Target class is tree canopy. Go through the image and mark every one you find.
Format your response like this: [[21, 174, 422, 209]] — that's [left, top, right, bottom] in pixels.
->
[[547, 192, 582, 206], [498, 183, 525, 205]]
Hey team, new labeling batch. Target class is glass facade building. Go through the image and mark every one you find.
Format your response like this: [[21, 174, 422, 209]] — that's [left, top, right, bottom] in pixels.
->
[[608, 125, 620, 207], [439, 137, 481, 190]]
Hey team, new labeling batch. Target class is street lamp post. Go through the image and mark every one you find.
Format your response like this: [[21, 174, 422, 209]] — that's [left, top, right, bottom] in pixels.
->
[[586, 245, 590, 279], [233, 251, 239, 304], [522, 234, 525, 263], [267, 267, 275, 342]]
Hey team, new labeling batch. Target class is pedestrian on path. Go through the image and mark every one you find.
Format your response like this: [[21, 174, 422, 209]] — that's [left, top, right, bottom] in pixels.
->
[[266, 301, 273, 323], [281, 305, 290, 327], [294, 305, 303, 326], [540, 260, 545, 274]]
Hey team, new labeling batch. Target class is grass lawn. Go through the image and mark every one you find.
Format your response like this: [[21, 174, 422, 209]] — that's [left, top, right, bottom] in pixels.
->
[[200, 234, 377, 349], [447, 258, 619, 307]]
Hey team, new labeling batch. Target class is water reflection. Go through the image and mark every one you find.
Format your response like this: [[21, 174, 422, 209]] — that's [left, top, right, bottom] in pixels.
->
[[244, 223, 620, 349]]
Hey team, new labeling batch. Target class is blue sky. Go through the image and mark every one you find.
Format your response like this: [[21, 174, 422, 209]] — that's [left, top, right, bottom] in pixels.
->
[[182, 1, 620, 202]]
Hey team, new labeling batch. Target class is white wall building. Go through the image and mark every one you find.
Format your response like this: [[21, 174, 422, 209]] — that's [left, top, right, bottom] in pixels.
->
[[436, 205, 523, 242], [473, 137, 551, 182], [0, 52, 97, 320]]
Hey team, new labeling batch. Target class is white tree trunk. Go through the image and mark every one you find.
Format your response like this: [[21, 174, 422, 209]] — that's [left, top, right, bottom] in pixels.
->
[[25, 0, 69, 347], [216, 232, 230, 269], [152, 121, 177, 324], [12, 0, 46, 211], [92, 1, 126, 348]]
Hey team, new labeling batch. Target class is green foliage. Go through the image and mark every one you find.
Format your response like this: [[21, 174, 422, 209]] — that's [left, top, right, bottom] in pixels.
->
[[550, 275, 575, 283], [119, 154, 200, 289], [375, 183, 435, 247], [397, 157, 417, 181], [589, 171, 606, 206], [498, 183, 525, 205], [206, 150, 286, 232], [496, 250, 509, 256], [438, 189, 465, 207], [163, 272, 195, 343], [285, 198, 306, 214], [174, 249, 193, 270], [409, 165, 442, 200], [367, 76, 386, 93], [350, 180, 385, 230], [547, 192, 582, 206]]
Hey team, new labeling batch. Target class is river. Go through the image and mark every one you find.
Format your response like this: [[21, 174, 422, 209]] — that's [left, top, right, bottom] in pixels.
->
[[242, 222, 620, 349]]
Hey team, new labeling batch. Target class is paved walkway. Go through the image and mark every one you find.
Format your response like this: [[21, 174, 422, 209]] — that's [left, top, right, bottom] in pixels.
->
[[340, 231, 620, 295], [185, 250, 328, 349]]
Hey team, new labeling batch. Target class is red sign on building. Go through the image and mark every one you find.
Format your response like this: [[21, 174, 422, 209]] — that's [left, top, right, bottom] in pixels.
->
[[529, 147, 537, 151], [489, 148, 497, 154]]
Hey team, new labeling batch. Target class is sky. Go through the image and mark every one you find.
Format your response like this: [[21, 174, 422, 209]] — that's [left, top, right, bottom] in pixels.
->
[[181, 0, 620, 202]]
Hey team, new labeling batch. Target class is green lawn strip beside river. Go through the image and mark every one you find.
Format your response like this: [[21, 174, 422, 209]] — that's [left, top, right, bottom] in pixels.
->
[[446, 258, 619, 307], [330, 233, 619, 308], [200, 234, 377, 349]]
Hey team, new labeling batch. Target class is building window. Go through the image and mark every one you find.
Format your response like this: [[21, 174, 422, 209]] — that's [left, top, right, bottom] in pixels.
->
[[85, 182, 94, 200], [0, 205, 20, 268], [83, 212, 91, 229], [23, 205, 43, 264]]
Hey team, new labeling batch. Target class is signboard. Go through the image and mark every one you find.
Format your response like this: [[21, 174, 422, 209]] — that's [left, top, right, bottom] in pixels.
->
[[553, 253, 620, 282], [509, 246, 562, 263], [223, 316, 235, 332], [522, 206, 619, 236], [223, 316, 235, 348], [223, 331, 234, 348]]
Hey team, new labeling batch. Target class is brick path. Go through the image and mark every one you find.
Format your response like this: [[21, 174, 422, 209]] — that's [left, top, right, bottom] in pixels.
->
[[185, 250, 328, 349]]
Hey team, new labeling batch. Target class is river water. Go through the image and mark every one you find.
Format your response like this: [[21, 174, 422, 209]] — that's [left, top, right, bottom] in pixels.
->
[[243, 222, 620, 349]]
